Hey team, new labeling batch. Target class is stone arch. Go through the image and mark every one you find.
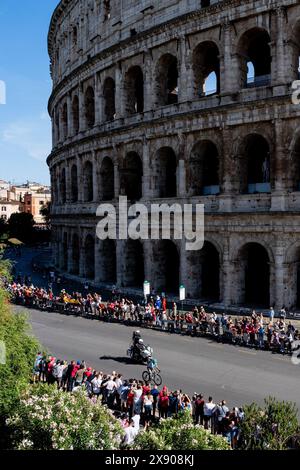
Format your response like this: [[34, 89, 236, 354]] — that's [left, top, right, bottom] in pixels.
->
[[233, 242, 272, 307], [154, 240, 180, 293], [103, 77, 116, 121], [83, 160, 94, 202], [237, 27, 271, 89], [188, 140, 220, 196], [289, 130, 300, 191], [71, 164, 78, 202], [71, 233, 80, 275], [186, 239, 221, 300], [289, 19, 300, 81], [120, 152, 143, 201], [100, 157, 114, 201], [155, 53, 179, 107], [285, 241, 300, 309], [84, 86, 95, 128], [84, 234, 95, 280], [124, 66, 144, 115], [152, 147, 177, 198], [122, 239, 145, 288], [236, 133, 271, 194], [72, 95, 79, 134], [192, 41, 220, 97], [97, 239, 117, 283]]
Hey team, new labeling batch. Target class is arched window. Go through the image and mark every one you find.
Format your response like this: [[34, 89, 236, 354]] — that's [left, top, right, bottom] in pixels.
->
[[100, 157, 114, 201], [238, 28, 271, 88], [124, 66, 144, 115], [154, 240, 180, 293], [62, 103, 68, 139], [155, 54, 179, 107], [83, 161, 94, 202], [85, 86, 95, 128], [122, 240, 144, 287], [120, 152, 143, 201], [238, 134, 271, 194], [188, 141, 220, 196], [60, 168, 66, 204], [153, 147, 177, 198], [71, 234, 80, 275], [103, 77, 116, 121], [84, 235, 95, 280], [193, 41, 220, 97]]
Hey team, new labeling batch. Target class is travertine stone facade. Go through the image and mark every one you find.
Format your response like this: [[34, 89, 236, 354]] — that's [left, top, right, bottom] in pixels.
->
[[48, 0, 300, 310]]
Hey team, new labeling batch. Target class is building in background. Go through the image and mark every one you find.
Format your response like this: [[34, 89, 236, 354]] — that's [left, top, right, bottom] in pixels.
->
[[0, 200, 22, 221]]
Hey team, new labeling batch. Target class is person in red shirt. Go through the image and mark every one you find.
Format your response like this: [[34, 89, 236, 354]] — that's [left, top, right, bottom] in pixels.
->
[[159, 389, 169, 419], [126, 385, 135, 420]]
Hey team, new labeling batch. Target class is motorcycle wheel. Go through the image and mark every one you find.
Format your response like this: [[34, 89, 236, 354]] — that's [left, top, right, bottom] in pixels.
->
[[142, 370, 151, 382], [153, 372, 162, 386]]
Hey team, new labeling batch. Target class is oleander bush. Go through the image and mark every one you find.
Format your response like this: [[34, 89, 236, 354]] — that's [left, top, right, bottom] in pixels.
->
[[132, 411, 230, 450], [6, 384, 124, 450]]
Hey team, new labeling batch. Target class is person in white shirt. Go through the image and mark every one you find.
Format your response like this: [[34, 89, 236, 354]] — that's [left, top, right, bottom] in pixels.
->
[[132, 413, 140, 436], [203, 396, 216, 430], [122, 420, 137, 447]]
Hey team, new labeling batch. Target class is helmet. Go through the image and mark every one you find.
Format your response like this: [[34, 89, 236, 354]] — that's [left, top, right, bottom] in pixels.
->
[[139, 339, 144, 344]]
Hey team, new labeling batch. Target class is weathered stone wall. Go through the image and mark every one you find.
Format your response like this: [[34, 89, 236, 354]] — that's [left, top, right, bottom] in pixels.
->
[[48, 0, 300, 310]]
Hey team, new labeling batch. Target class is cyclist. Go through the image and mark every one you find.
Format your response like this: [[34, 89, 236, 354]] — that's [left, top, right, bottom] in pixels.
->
[[147, 356, 160, 373]]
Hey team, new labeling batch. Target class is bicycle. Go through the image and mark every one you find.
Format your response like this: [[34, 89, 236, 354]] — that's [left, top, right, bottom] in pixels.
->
[[142, 366, 162, 386]]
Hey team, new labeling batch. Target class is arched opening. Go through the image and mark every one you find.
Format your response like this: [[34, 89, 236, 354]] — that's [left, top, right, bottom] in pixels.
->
[[85, 86, 95, 128], [72, 95, 79, 134], [238, 243, 270, 307], [187, 241, 220, 300], [55, 108, 60, 142], [120, 152, 143, 201], [238, 28, 271, 88], [201, 0, 211, 7], [62, 232, 68, 271], [125, 66, 144, 115], [123, 240, 144, 288], [103, 77, 116, 122], [100, 157, 114, 201], [84, 235, 95, 280], [155, 54, 179, 106], [188, 141, 220, 196], [98, 239, 116, 283], [71, 164, 78, 202], [192, 41, 220, 97], [83, 161, 94, 202], [71, 234, 80, 275], [155, 240, 180, 293], [238, 134, 271, 194], [291, 21, 300, 80], [62, 103, 68, 139], [153, 147, 177, 198], [60, 168, 66, 204]]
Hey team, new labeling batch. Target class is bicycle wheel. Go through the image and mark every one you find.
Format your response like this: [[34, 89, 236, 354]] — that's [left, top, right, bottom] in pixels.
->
[[142, 370, 151, 382], [153, 372, 162, 386]]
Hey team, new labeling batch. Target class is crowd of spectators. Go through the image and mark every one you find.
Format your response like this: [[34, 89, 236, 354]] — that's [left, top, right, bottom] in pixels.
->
[[8, 280, 300, 356], [32, 352, 244, 448]]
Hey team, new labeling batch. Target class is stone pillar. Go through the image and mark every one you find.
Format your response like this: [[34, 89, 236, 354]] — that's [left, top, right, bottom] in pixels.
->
[[219, 127, 234, 212], [273, 242, 286, 310], [94, 238, 101, 283], [65, 163, 71, 203], [222, 241, 233, 307], [177, 133, 186, 197], [79, 235, 85, 278], [220, 20, 233, 95], [95, 73, 103, 125], [143, 240, 152, 284], [116, 240, 124, 287], [142, 138, 151, 199], [92, 150, 98, 202], [180, 238, 187, 295], [143, 50, 153, 112], [271, 119, 288, 211], [67, 234, 73, 273], [273, 7, 286, 85], [66, 93, 72, 137], [178, 36, 188, 102], [115, 64, 123, 119], [77, 156, 84, 202], [78, 83, 85, 132]]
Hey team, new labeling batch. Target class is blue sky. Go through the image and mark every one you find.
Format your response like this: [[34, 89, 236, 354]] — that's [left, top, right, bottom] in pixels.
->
[[0, 0, 59, 185]]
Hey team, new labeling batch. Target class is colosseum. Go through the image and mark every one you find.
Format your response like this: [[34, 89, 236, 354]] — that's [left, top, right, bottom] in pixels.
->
[[48, 0, 300, 311]]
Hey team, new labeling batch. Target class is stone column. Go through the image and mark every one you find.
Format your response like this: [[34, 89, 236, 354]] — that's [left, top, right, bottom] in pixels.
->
[[66, 93, 72, 137], [220, 20, 233, 95], [94, 238, 101, 284], [143, 50, 153, 112], [273, 242, 286, 310], [78, 83, 85, 132], [116, 240, 124, 287], [115, 64, 123, 119], [221, 241, 233, 307], [178, 36, 188, 102], [273, 7, 286, 85], [65, 163, 71, 203], [179, 238, 187, 295], [143, 240, 152, 284], [79, 234, 85, 278], [219, 127, 235, 212], [95, 73, 103, 125], [77, 156, 84, 202], [271, 119, 288, 211], [67, 233, 73, 273], [142, 138, 151, 199], [92, 150, 98, 202]]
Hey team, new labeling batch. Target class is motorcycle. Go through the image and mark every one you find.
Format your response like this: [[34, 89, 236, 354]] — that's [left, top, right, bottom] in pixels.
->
[[127, 343, 153, 363]]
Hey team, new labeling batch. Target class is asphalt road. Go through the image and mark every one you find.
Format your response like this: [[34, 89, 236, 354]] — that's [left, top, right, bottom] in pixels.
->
[[23, 307, 300, 412]]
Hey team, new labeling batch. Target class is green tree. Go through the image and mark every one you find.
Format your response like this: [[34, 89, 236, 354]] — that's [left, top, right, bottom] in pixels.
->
[[7, 212, 35, 243], [40, 201, 51, 229], [0, 259, 39, 447], [240, 397, 299, 450], [6, 385, 124, 450], [132, 411, 230, 450]]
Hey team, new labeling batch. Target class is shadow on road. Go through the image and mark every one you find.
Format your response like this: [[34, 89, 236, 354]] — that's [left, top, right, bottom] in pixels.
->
[[99, 355, 135, 365]]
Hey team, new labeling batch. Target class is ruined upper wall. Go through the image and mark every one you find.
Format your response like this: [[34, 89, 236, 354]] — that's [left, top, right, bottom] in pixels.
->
[[47, 0, 242, 85]]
